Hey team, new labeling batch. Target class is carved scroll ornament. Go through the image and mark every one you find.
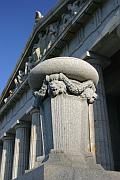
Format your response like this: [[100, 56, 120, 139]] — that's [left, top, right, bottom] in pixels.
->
[[33, 73, 97, 108]]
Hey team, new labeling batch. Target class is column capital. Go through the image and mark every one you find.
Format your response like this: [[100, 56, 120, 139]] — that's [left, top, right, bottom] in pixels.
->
[[14, 120, 30, 130], [2, 133, 15, 141], [84, 51, 111, 69], [26, 106, 41, 115], [30, 108, 40, 115], [28, 57, 99, 106], [33, 73, 98, 104]]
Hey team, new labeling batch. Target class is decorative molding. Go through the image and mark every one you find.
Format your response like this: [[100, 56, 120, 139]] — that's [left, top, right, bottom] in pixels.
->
[[33, 73, 97, 108], [0, 79, 29, 116]]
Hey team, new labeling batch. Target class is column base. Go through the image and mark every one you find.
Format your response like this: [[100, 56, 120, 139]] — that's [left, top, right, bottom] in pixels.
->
[[14, 152, 120, 180]]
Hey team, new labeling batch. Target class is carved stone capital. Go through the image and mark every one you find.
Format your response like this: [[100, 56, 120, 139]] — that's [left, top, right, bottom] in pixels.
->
[[28, 57, 99, 108], [33, 73, 97, 108]]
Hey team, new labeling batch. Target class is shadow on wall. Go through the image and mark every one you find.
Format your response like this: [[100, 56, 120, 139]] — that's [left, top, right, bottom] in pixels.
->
[[15, 165, 44, 180]]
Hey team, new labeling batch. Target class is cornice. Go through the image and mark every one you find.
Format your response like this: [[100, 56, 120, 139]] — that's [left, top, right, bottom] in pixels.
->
[[0, 78, 29, 117], [0, 0, 106, 114]]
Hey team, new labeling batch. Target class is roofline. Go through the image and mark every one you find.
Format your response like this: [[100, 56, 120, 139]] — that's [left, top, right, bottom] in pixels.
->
[[0, 0, 106, 109], [0, 0, 73, 104]]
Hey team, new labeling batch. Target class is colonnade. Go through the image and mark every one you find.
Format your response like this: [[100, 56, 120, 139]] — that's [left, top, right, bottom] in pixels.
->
[[0, 109, 42, 180]]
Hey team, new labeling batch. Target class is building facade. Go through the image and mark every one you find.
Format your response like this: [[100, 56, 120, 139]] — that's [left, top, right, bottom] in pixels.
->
[[0, 0, 120, 179]]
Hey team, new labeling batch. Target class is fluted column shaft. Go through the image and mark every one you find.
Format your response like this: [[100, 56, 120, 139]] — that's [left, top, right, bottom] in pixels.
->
[[29, 109, 43, 169], [12, 123, 30, 179], [0, 143, 3, 170], [90, 59, 114, 170], [44, 95, 90, 156], [0, 135, 14, 180]]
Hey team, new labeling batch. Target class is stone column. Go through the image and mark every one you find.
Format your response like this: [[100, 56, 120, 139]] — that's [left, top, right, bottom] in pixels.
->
[[29, 109, 43, 169], [43, 94, 90, 156], [86, 53, 114, 170], [28, 57, 99, 163], [0, 134, 14, 180], [88, 104, 96, 158], [12, 122, 30, 179], [0, 142, 3, 170]]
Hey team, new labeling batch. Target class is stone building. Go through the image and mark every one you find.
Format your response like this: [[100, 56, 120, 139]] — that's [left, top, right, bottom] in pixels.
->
[[0, 0, 120, 179]]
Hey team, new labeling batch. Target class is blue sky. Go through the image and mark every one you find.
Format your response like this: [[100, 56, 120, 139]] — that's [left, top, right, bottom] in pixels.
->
[[0, 0, 59, 95]]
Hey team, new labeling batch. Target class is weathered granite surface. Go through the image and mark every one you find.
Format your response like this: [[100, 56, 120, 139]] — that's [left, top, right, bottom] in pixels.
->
[[15, 153, 120, 180], [28, 57, 99, 90], [26, 57, 120, 180]]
